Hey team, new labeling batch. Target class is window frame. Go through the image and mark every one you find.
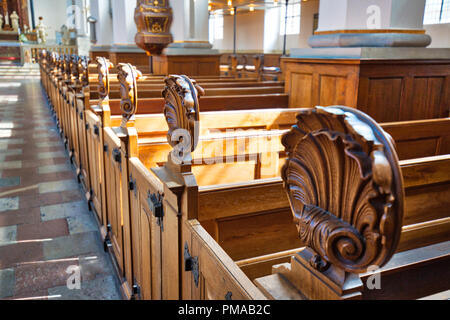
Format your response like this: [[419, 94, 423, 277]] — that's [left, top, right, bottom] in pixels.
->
[[280, 2, 301, 36]]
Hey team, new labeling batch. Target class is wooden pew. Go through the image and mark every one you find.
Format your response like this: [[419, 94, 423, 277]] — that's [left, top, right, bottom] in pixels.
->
[[39, 57, 450, 300], [180, 107, 450, 300], [114, 77, 450, 300], [93, 69, 301, 298]]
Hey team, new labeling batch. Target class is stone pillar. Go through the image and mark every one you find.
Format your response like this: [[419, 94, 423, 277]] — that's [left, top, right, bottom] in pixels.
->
[[309, 0, 430, 48], [101, 0, 148, 71], [165, 0, 218, 55], [282, 0, 450, 124], [89, 0, 113, 57]]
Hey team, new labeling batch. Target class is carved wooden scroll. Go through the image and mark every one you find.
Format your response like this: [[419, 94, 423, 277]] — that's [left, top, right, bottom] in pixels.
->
[[70, 55, 80, 84], [78, 56, 90, 88], [162, 75, 204, 154], [281, 106, 404, 274], [40, 50, 47, 68], [135, 0, 173, 55], [117, 63, 142, 128], [96, 57, 114, 103], [63, 54, 72, 80]]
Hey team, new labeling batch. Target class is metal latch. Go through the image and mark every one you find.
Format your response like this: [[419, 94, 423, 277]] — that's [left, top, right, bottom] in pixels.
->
[[112, 148, 121, 164], [147, 192, 164, 230], [93, 124, 99, 136], [132, 281, 141, 300], [184, 242, 199, 288], [129, 175, 137, 197]]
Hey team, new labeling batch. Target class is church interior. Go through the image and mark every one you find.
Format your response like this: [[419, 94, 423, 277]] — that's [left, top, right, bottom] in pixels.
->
[[0, 0, 449, 301]]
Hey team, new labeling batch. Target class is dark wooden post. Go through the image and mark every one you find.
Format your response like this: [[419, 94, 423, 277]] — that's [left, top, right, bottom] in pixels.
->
[[283, 0, 289, 56]]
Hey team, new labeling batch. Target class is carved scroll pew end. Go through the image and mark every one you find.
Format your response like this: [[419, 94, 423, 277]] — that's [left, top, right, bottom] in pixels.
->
[[264, 106, 405, 300]]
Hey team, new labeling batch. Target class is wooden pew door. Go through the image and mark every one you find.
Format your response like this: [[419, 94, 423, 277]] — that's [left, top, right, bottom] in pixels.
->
[[75, 95, 91, 195], [85, 110, 106, 230], [182, 219, 267, 300], [128, 158, 163, 300], [103, 127, 125, 275], [68, 92, 81, 171]]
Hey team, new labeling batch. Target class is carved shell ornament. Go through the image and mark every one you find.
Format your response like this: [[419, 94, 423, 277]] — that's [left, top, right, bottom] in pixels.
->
[[117, 63, 142, 128], [162, 75, 205, 154], [281, 106, 404, 274], [96, 57, 114, 101]]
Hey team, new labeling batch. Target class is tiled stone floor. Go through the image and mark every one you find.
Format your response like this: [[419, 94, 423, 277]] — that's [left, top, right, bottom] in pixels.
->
[[0, 65, 122, 300]]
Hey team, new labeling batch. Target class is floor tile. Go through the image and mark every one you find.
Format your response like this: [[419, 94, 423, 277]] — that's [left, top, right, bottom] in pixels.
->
[[0, 161, 22, 170], [0, 197, 19, 212], [0, 268, 15, 298], [40, 201, 88, 221], [47, 275, 121, 300], [43, 232, 103, 261], [37, 151, 66, 160], [38, 180, 79, 194], [0, 225, 17, 247], [0, 177, 20, 188], [67, 215, 98, 235], [38, 163, 72, 175]]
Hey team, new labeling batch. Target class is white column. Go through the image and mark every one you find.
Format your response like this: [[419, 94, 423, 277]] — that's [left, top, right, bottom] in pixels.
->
[[111, 0, 137, 45], [316, 0, 426, 32], [309, 0, 430, 48], [166, 0, 216, 55], [89, 0, 113, 47]]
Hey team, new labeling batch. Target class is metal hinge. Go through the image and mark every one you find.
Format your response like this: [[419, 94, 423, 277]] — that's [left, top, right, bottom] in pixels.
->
[[103, 144, 108, 153], [129, 175, 137, 197], [93, 125, 99, 136], [147, 192, 164, 231], [112, 148, 121, 163], [184, 242, 199, 288], [85, 123, 89, 130], [225, 292, 233, 300], [132, 280, 141, 300], [79, 111, 83, 120], [103, 231, 112, 252]]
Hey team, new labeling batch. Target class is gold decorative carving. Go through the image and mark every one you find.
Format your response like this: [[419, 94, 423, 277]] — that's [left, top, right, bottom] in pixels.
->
[[135, 0, 173, 55]]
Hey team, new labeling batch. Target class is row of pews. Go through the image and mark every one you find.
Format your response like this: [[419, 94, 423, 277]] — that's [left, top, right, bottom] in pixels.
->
[[220, 54, 282, 81], [38, 50, 449, 300]]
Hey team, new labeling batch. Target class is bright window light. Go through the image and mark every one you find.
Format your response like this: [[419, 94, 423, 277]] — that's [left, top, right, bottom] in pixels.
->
[[424, 0, 450, 24], [280, 2, 301, 35]]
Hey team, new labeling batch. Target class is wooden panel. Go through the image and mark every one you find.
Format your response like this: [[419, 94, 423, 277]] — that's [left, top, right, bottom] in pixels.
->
[[395, 138, 439, 160], [282, 58, 359, 109], [153, 55, 221, 76], [183, 220, 267, 300], [129, 157, 164, 300], [319, 75, 347, 106], [289, 73, 312, 107], [407, 77, 445, 120], [217, 209, 301, 261], [359, 78, 403, 122]]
